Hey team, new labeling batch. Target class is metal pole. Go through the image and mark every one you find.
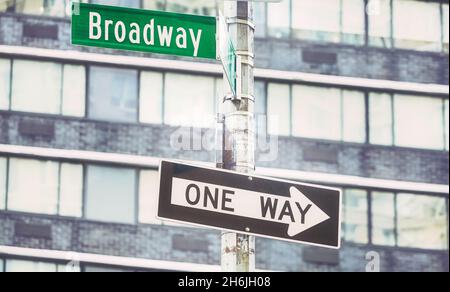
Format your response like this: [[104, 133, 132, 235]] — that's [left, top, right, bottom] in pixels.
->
[[219, 1, 256, 272]]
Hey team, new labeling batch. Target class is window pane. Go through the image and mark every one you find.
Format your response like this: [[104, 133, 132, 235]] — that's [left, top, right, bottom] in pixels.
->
[[342, 90, 366, 143], [86, 165, 136, 224], [369, 92, 393, 145], [6, 260, 57, 272], [56, 263, 81, 272], [139, 170, 161, 224], [0, 58, 10, 110], [165, 0, 216, 16], [139, 71, 163, 124], [0, 259, 3, 272], [15, 0, 69, 17], [255, 81, 267, 136], [0, 0, 15, 12], [92, 0, 140, 8], [267, 83, 290, 136], [89, 66, 138, 123], [268, 0, 290, 38], [393, 0, 442, 51], [444, 4, 449, 52], [368, 0, 392, 48], [12, 60, 61, 114], [371, 192, 395, 246], [343, 189, 368, 244], [143, 0, 165, 10], [62, 64, 85, 117], [0, 157, 6, 210], [59, 163, 83, 217], [164, 73, 215, 128], [293, 0, 340, 43], [394, 95, 444, 150], [341, 0, 365, 45], [292, 85, 341, 141], [254, 2, 266, 37], [445, 99, 449, 151], [397, 194, 448, 250], [8, 158, 59, 215]]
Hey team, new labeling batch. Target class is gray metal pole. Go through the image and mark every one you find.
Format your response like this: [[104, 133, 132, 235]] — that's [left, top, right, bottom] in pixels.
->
[[219, 1, 256, 272]]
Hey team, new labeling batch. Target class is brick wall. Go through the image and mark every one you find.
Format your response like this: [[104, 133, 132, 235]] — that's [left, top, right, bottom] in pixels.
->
[[1, 14, 448, 85], [0, 13, 449, 272], [0, 212, 448, 272], [1, 113, 448, 184]]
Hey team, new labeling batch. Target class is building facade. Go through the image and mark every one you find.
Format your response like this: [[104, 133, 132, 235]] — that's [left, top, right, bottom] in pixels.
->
[[0, 0, 448, 272]]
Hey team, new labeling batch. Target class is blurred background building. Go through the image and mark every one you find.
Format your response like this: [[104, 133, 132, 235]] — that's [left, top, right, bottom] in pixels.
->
[[0, 0, 448, 272]]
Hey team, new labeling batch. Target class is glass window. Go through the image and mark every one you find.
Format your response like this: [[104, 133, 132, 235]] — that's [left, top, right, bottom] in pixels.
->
[[139, 71, 163, 124], [7, 158, 59, 215], [444, 4, 449, 52], [397, 194, 448, 250], [292, 85, 341, 141], [341, 0, 365, 45], [56, 263, 81, 272], [0, 0, 15, 12], [267, 83, 290, 136], [255, 81, 267, 136], [143, 0, 165, 10], [394, 95, 444, 150], [0, 58, 10, 110], [267, 0, 290, 38], [164, 73, 215, 128], [368, 0, 393, 48], [215, 77, 223, 116], [254, 2, 267, 38], [12, 60, 61, 115], [164, 0, 216, 16], [0, 259, 3, 272], [369, 92, 393, 145], [0, 157, 6, 210], [86, 165, 136, 224], [15, 0, 69, 17], [89, 66, 138, 123], [342, 90, 366, 143], [393, 0, 442, 51], [445, 99, 449, 151], [293, 0, 341, 43], [92, 0, 140, 9], [343, 189, 368, 244], [59, 163, 83, 218], [138, 169, 161, 225], [62, 64, 85, 117], [293, 0, 364, 44], [371, 191, 395, 246], [5, 260, 57, 272]]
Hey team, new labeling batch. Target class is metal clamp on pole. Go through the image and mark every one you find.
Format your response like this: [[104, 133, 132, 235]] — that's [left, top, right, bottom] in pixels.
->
[[226, 17, 256, 30]]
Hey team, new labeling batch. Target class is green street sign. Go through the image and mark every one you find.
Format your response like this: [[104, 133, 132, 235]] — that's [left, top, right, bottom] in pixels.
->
[[218, 11, 237, 97], [71, 3, 216, 59]]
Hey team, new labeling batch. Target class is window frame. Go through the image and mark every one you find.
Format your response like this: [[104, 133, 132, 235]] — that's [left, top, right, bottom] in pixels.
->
[[83, 162, 139, 225], [1, 156, 84, 218], [340, 185, 448, 252]]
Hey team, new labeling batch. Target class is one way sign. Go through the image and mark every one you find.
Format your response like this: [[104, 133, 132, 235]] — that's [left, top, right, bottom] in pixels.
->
[[157, 160, 342, 249]]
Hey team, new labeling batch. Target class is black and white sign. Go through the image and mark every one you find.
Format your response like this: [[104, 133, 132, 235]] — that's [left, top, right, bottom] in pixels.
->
[[157, 160, 342, 249]]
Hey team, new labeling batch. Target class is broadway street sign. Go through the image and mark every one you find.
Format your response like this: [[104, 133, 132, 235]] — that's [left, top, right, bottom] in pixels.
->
[[157, 160, 342, 249], [71, 3, 216, 59]]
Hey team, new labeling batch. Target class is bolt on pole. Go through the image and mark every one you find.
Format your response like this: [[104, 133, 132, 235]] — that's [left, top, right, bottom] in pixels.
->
[[219, 1, 256, 272]]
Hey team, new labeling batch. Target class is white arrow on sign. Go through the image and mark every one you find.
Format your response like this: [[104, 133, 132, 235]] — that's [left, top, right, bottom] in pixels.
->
[[171, 178, 330, 237]]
